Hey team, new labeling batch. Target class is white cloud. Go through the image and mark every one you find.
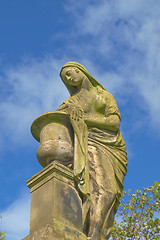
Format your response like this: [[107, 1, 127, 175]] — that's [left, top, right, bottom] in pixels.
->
[[1, 191, 30, 240], [0, 57, 69, 151], [1, 0, 160, 151], [65, 0, 160, 128], [0, 53, 129, 153], [77, 2, 111, 36]]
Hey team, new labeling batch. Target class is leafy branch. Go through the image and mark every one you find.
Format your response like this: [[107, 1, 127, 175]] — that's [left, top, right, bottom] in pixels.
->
[[111, 181, 160, 239]]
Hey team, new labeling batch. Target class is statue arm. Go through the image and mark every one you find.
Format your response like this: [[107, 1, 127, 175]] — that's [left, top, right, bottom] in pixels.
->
[[84, 114, 120, 131]]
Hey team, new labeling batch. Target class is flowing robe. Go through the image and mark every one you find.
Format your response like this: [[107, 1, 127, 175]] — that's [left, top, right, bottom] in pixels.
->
[[57, 87, 127, 239]]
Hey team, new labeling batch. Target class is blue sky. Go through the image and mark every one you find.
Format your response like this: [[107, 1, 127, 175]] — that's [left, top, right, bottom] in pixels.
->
[[0, 0, 160, 239]]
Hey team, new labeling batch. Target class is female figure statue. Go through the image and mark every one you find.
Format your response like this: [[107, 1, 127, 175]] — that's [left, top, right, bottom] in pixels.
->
[[57, 62, 127, 240]]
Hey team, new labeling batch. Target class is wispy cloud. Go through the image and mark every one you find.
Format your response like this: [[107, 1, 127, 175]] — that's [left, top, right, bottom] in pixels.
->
[[0, 57, 68, 151], [1, 191, 30, 240], [0, 53, 128, 153], [1, 0, 160, 153], [65, 0, 160, 128]]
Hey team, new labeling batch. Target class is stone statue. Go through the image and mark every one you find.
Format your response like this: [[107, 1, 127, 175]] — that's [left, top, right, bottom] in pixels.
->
[[31, 62, 127, 240]]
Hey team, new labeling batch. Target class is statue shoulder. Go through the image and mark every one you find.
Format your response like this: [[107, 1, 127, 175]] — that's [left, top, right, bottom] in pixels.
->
[[95, 86, 116, 102]]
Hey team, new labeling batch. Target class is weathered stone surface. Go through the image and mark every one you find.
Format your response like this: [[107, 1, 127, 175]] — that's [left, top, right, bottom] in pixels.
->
[[29, 61, 127, 239], [22, 221, 86, 240], [22, 161, 84, 240], [31, 112, 74, 168]]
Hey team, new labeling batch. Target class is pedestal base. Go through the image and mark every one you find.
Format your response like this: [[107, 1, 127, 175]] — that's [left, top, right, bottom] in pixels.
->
[[22, 220, 86, 240], [22, 161, 86, 240]]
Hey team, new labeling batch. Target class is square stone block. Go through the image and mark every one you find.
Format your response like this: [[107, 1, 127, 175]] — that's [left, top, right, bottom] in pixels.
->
[[22, 161, 85, 240]]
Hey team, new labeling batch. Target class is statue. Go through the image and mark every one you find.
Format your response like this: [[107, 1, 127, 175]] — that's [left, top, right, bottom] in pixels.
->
[[31, 62, 127, 240]]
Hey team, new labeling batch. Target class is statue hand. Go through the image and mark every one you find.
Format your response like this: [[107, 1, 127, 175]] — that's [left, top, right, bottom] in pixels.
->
[[68, 105, 83, 121]]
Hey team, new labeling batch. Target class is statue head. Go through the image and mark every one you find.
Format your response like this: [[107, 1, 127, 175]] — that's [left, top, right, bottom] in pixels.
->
[[60, 62, 104, 95]]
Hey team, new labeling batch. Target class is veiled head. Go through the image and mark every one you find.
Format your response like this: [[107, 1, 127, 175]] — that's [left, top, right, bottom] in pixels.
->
[[60, 62, 104, 95]]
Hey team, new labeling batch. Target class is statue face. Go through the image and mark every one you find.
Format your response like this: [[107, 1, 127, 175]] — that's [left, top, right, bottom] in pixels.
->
[[61, 67, 85, 86]]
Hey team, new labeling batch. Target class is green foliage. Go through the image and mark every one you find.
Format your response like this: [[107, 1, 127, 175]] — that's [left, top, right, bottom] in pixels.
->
[[111, 181, 160, 240], [0, 216, 5, 240]]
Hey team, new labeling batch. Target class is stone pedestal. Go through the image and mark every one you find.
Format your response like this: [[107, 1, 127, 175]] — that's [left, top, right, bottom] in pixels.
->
[[22, 161, 86, 240]]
